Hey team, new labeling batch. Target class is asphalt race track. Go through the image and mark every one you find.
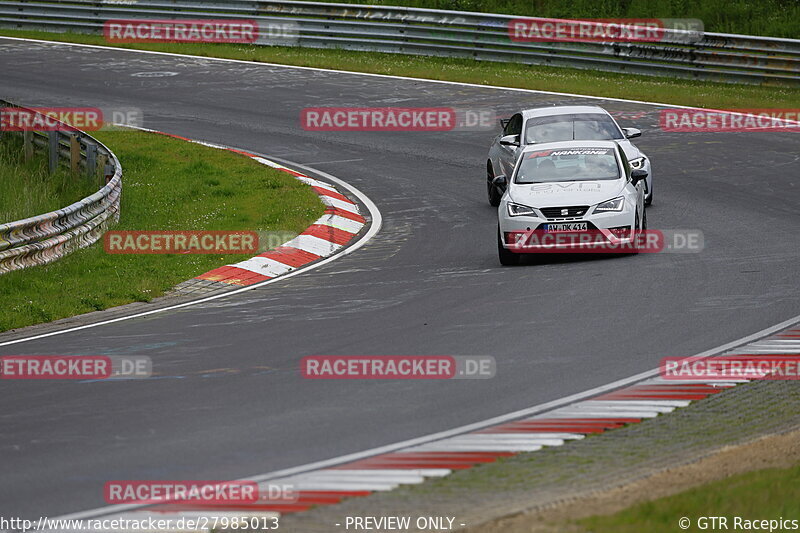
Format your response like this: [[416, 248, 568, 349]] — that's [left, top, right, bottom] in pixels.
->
[[1, 39, 798, 518]]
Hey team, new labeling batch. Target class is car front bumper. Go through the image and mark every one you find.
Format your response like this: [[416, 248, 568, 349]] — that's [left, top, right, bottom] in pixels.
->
[[499, 206, 637, 252]]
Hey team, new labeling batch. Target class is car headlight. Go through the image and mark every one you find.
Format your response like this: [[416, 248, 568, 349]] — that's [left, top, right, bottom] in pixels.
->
[[629, 157, 646, 170], [594, 197, 625, 213], [507, 203, 538, 217]]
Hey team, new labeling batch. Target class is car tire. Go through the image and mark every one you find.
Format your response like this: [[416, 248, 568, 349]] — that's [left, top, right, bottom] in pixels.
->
[[631, 209, 646, 254], [487, 162, 501, 207], [498, 227, 520, 266]]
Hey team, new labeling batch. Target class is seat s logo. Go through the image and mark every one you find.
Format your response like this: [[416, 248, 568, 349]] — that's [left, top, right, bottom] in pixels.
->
[[561, 209, 569, 215]]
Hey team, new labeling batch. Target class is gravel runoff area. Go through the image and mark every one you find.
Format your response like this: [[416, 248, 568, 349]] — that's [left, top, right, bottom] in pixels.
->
[[277, 379, 800, 532]]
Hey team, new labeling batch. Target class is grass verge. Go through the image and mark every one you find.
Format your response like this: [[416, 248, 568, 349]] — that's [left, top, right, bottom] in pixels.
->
[[0, 128, 324, 332], [0, 135, 98, 222], [1, 29, 798, 110], [579, 463, 800, 532]]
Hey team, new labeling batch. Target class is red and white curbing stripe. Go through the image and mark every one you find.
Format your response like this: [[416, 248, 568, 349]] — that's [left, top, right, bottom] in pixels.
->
[[195, 157, 365, 287], [132, 128, 366, 289], [102, 325, 800, 527]]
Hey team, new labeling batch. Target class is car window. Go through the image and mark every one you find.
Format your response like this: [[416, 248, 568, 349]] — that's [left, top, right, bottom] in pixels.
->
[[515, 147, 621, 183], [524, 113, 624, 144], [505, 113, 523, 136]]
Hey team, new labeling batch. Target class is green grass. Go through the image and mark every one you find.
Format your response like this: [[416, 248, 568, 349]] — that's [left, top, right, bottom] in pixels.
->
[[0, 136, 98, 222], [0, 128, 324, 332], [578, 463, 800, 532], [310, 0, 800, 38], [1, 29, 798, 110]]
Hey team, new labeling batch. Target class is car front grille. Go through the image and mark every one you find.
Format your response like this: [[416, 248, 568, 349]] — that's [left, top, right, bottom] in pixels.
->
[[540, 206, 590, 219]]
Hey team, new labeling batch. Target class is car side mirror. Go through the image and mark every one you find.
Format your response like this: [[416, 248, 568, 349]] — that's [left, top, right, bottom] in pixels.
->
[[622, 127, 642, 139], [631, 168, 648, 184], [492, 175, 507, 193], [500, 134, 520, 147], [500, 118, 510, 129]]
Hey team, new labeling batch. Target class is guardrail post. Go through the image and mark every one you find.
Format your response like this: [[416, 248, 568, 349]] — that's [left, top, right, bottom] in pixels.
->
[[23, 130, 34, 162], [48, 131, 59, 174], [97, 153, 108, 182], [85, 142, 97, 179], [104, 158, 114, 183], [69, 133, 81, 174]]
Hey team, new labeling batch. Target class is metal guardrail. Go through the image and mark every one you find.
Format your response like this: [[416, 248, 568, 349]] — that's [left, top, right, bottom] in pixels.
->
[[0, 0, 798, 85], [0, 100, 122, 274]]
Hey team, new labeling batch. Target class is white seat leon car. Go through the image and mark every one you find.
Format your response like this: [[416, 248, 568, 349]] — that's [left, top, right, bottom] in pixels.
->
[[494, 140, 648, 265]]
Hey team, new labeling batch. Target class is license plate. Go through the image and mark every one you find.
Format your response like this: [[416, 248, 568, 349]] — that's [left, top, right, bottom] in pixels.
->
[[543, 222, 588, 232]]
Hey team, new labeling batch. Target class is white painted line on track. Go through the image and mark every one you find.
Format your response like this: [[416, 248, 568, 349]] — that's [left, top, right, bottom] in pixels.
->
[[291, 474, 427, 484], [547, 409, 664, 418], [315, 214, 365, 234], [233, 256, 295, 278], [285, 234, 342, 256], [481, 432, 585, 440], [409, 443, 546, 452], [295, 176, 340, 191], [432, 435, 567, 443], [321, 196, 362, 214], [582, 400, 692, 408], [643, 378, 745, 385], [741, 349, 800, 353], [281, 481, 399, 491], [290, 471, 430, 481], [320, 469, 452, 478]]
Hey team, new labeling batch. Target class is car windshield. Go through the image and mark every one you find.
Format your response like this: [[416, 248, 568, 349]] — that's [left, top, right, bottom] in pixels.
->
[[525, 113, 624, 144], [515, 148, 621, 183]]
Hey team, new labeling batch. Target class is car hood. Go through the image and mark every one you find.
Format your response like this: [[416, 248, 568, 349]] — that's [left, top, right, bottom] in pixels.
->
[[509, 179, 627, 207]]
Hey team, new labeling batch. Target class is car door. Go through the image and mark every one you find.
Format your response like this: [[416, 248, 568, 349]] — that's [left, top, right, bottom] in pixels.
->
[[498, 113, 523, 178]]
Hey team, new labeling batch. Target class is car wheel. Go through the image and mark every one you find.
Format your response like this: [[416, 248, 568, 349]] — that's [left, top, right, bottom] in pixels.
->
[[487, 162, 501, 207], [631, 210, 645, 254], [498, 227, 520, 266]]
